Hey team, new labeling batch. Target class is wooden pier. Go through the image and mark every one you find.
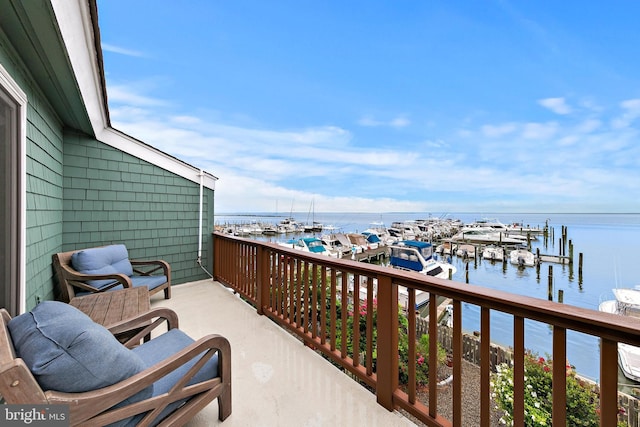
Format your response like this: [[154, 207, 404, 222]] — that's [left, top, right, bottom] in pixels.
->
[[352, 247, 389, 263]]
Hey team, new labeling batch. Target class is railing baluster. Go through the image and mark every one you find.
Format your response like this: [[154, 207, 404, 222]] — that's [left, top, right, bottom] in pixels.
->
[[513, 315, 525, 427], [353, 273, 361, 367], [330, 268, 337, 352], [480, 306, 490, 427], [408, 288, 416, 404], [320, 265, 327, 345], [288, 256, 294, 324], [302, 260, 309, 334], [366, 276, 374, 376], [453, 300, 462, 427], [295, 258, 302, 328], [311, 263, 318, 338], [341, 270, 348, 359], [428, 290, 437, 419]]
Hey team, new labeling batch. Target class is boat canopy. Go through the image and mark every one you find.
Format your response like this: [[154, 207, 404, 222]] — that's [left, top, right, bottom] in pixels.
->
[[302, 237, 326, 253], [397, 240, 434, 260], [389, 241, 433, 272]]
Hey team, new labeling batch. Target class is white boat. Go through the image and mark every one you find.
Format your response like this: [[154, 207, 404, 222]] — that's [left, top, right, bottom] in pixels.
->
[[599, 288, 640, 382], [509, 249, 537, 267], [389, 241, 456, 280], [262, 224, 278, 235], [320, 234, 350, 258], [277, 217, 301, 233], [363, 223, 398, 246], [482, 245, 504, 261], [278, 237, 339, 258], [455, 244, 476, 258], [451, 229, 526, 245]]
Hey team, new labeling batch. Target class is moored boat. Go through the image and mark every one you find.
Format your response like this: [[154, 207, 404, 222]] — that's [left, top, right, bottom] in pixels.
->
[[509, 249, 537, 267], [482, 245, 504, 261], [389, 240, 456, 280], [599, 288, 640, 382]]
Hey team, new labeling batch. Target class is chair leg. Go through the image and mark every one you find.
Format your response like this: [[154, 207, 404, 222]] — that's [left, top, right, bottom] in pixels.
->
[[218, 386, 232, 421], [164, 285, 171, 299]]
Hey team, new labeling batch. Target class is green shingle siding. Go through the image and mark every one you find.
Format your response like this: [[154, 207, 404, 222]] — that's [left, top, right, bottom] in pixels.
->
[[62, 135, 213, 287]]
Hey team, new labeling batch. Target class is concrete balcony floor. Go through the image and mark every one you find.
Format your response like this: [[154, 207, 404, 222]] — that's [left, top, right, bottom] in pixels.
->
[[150, 279, 417, 427]]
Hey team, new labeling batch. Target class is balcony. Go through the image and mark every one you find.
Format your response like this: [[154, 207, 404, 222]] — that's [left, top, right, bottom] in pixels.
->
[[150, 232, 640, 426], [150, 279, 416, 426]]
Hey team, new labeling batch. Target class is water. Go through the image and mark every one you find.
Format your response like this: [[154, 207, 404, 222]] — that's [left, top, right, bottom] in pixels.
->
[[215, 212, 640, 384]]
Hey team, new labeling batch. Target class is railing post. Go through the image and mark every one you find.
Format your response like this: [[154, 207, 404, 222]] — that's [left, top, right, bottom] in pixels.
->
[[255, 246, 269, 316], [600, 338, 618, 426], [376, 275, 398, 410]]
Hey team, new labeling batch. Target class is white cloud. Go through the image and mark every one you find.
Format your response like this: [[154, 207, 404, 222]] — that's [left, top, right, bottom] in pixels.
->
[[522, 122, 558, 139], [357, 115, 410, 128], [481, 123, 517, 138], [539, 97, 572, 115], [108, 85, 169, 107], [611, 99, 640, 129], [106, 82, 640, 213], [101, 43, 146, 57]]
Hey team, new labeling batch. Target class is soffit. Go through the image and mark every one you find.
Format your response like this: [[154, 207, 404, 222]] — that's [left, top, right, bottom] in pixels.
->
[[0, 0, 93, 135]]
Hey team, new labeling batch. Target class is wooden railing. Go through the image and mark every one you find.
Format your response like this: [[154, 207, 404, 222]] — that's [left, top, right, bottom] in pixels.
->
[[213, 232, 640, 426]]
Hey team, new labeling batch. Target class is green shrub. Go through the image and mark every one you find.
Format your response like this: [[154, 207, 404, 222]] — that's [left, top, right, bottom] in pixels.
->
[[491, 352, 601, 426]]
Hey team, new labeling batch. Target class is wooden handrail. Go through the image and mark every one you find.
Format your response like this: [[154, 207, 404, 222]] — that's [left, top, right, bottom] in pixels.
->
[[213, 231, 637, 426]]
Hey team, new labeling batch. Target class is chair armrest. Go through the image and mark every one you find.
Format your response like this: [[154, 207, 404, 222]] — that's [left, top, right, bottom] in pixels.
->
[[130, 259, 170, 277], [46, 334, 231, 426], [107, 308, 180, 349], [61, 265, 133, 289]]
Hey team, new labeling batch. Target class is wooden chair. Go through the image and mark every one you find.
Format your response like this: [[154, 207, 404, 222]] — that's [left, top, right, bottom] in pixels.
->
[[53, 244, 171, 303], [0, 302, 231, 426]]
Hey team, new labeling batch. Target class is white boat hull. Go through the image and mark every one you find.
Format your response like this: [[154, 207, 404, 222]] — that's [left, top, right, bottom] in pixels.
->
[[599, 293, 640, 383]]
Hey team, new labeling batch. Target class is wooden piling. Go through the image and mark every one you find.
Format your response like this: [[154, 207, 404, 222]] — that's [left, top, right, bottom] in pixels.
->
[[465, 262, 469, 283], [548, 265, 553, 300], [568, 240, 573, 265], [558, 289, 564, 304]]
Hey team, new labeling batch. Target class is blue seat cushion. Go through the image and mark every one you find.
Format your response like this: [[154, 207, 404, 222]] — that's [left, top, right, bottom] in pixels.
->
[[74, 276, 168, 297], [71, 245, 134, 289], [8, 301, 152, 391], [131, 329, 220, 426]]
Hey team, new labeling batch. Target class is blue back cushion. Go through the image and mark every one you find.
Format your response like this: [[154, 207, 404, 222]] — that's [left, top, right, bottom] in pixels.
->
[[71, 245, 134, 289], [8, 301, 150, 395]]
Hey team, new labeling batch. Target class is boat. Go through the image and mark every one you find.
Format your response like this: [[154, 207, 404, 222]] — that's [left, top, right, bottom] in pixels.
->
[[455, 244, 476, 259], [599, 288, 640, 382], [363, 222, 398, 246], [262, 224, 278, 235], [389, 240, 456, 280], [320, 234, 350, 258], [277, 217, 301, 233], [509, 249, 537, 267], [450, 228, 527, 245], [436, 241, 452, 255], [482, 245, 504, 261], [278, 237, 339, 258]]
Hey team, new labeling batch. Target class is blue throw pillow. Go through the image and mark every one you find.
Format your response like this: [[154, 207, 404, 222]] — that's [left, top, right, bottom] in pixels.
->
[[71, 245, 134, 289], [8, 301, 150, 395]]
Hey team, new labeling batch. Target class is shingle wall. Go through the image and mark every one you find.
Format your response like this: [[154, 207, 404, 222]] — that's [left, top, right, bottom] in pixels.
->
[[0, 28, 66, 310], [62, 132, 213, 287]]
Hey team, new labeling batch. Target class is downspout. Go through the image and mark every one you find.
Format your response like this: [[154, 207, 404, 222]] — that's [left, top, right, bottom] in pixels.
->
[[197, 169, 213, 278]]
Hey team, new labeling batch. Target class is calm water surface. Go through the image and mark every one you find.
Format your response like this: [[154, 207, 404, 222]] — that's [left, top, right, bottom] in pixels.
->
[[215, 212, 640, 384]]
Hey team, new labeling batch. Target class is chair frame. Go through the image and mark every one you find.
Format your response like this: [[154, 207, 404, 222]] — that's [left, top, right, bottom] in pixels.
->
[[53, 248, 171, 303], [0, 307, 231, 426]]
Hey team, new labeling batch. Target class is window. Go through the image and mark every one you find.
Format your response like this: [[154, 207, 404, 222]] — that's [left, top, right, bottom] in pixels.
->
[[0, 64, 26, 315]]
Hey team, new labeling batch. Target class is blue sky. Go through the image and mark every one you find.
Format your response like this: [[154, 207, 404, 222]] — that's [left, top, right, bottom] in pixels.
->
[[97, 1, 640, 213]]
